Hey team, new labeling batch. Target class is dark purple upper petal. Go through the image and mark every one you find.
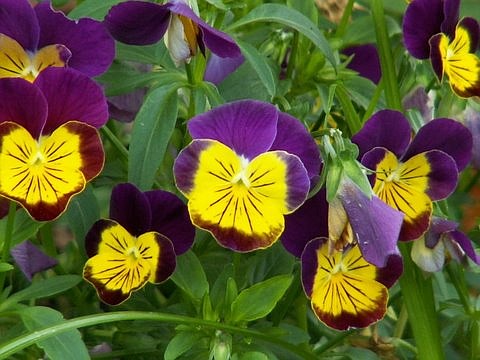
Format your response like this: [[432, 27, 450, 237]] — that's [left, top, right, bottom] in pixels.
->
[[403, 0, 444, 59], [342, 44, 381, 84], [270, 112, 321, 183], [204, 53, 245, 85], [35, 1, 115, 77], [338, 180, 404, 267], [440, 0, 460, 37], [282, 189, 328, 258], [34, 67, 109, 134], [145, 190, 195, 255], [109, 183, 152, 237], [104, 1, 171, 46], [0, 77, 47, 138], [403, 118, 472, 171], [352, 110, 411, 159], [188, 100, 279, 159], [0, 0, 39, 51], [11, 240, 58, 281], [169, 1, 241, 58]]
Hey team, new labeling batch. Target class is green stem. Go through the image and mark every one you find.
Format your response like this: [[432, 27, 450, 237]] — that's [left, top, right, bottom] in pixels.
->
[[0, 311, 316, 360], [445, 263, 473, 315], [0, 202, 17, 291], [362, 79, 384, 123], [285, 31, 299, 80], [336, 84, 362, 134], [100, 126, 128, 161], [39, 223, 56, 257], [314, 329, 354, 355], [393, 304, 408, 339], [371, 0, 402, 111], [435, 88, 456, 118], [398, 243, 444, 360], [185, 62, 196, 119], [335, 0, 355, 39]]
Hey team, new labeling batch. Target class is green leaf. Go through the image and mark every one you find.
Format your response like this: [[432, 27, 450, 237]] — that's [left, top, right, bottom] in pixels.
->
[[199, 81, 225, 107], [7, 275, 82, 305], [128, 83, 181, 190], [170, 251, 209, 303], [0, 262, 13, 273], [19, 306, 89, 360], [326, 160, 343, 202], [116, 42, 174, 67], [237, 40, 277, 99], [63, 185, 99, 254], [68, 0, 125, 20], [230, 275, 293, 323], [164, 331, 205, 360], [228, 4, 336, 68], [240, 352, 269, 360], [0, 208, 43, 249]]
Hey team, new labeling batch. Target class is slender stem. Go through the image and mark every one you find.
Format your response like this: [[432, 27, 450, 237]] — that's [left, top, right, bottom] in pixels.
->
[[435, 88, 457, 118], [393, 304, 408, 339], [285, 31, 299, 80], [362, 79, 384, 123], [335, 0, 355, 38], [185, 62, 196, 119], [0, 202, 17, 291], [314, 329, 354, 354], [100, 126, 128, 161], [335, 84, 362, 134], [39, 223, 56, 257], [398, 243, 444, 360], [371, 0, 402, 111], [445, 263, 473, 315], [0, 311, 316, 360]]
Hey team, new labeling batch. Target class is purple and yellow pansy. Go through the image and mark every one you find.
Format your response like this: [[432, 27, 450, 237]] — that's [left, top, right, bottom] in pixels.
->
[[282, 184, 403, 330], [0, 67, 107, 221], [0, 0, 114, 81], [403, 0, 480, 97], [352, 110, 472, 241], [173, 100, 321, 252], [104, 0, 241, 65], [83, 183, 195, 306]]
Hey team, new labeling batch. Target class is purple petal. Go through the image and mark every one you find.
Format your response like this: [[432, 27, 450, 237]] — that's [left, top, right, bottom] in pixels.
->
[[338, 180, 404, 267], [429, 33, 444, 81], [449, 229, 480, 265], [188, 100, 279, 159], [352, 110, 411, 159], [424, 217, 457, 248], [424, 150, 458, 200], [281, 151, 310, 212], [10, 240, 58, 281], [376, 254, 403, 288], [150, 233, 177, 283], [145, 190, 195, 255], [109, 183, 152, 237], [300, 237, 326, 297], [204, 54, 245, 85], [403, 0, 444, 59], [35, 2, 115, 77], [173, 139, 210, 194], [34, 67, 109, 133], [342, 44, 381, 84], [0, 77, 47, 138], [270, 112, 321, 184], [403, 118, 473, 171], [460, 18, 480, 52], [282, 189, 328, 258], [169, 1, 241, 58], [104, 0, 171, 45], [0, 0, 39, 51], [440, 0, 460, 37]]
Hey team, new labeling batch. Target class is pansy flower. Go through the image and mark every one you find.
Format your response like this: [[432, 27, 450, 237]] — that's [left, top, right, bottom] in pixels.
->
[[174, 100, 321, 252], [0, 0, 114, 81], [282, 183, 403, 330], [403, 0, 480, 97], [11, 240, 58, 281], [411, 217, 480, 272], [83, 183, 195, 306], [104, 0, 241, 65], [0, 67, 107, 221], [352, 109, 472, 240], [341, 44, 382, 84]]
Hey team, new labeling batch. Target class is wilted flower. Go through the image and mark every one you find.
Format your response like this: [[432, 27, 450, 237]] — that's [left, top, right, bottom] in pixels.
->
[[352, 109, 472, 240], [0, 0, 114, 81], [174, 100, 321, 252], [104, 0, 241, 65], [83, 183, 195, 305], [0, 67, 107, 221], [403, 0, 480, 97], [412, 217, 480, 272]]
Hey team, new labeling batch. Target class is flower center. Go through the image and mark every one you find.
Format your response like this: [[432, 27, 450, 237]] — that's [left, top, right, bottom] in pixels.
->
[[230, 155, 251, 187]]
